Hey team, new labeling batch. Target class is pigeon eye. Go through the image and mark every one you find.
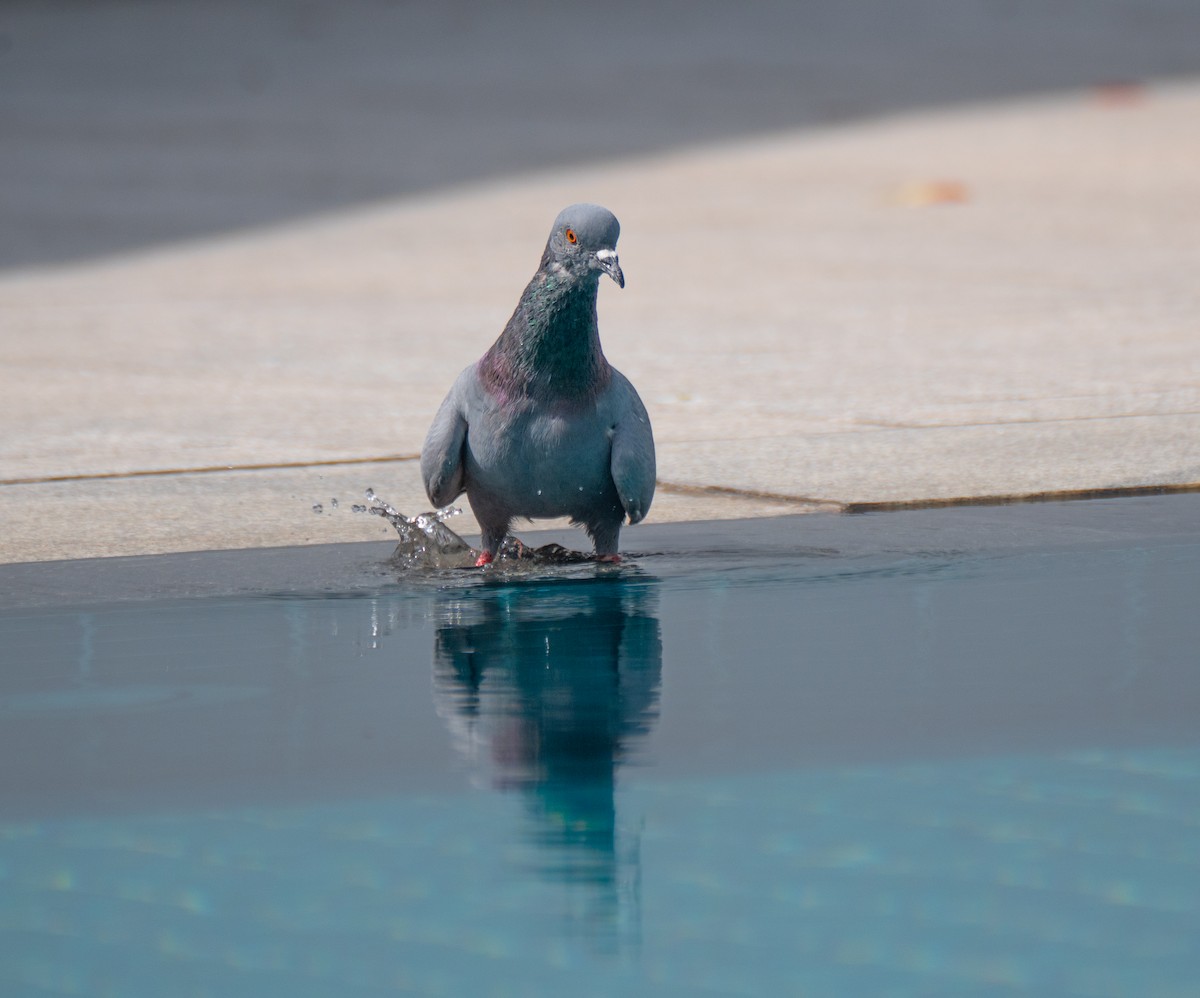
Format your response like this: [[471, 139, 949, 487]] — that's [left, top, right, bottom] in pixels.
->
[[565, 228, 578, 244]]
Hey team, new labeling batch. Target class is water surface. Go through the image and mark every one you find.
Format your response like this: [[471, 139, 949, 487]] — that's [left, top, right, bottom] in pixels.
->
[[1, 496, 1198, 995]]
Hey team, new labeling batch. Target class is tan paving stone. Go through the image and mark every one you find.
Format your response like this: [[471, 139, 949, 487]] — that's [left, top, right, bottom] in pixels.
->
[[3, 83, 1199, 562]]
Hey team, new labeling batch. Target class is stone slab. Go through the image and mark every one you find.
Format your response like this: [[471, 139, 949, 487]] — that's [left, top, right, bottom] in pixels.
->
[[2, 6, 1198, 564]]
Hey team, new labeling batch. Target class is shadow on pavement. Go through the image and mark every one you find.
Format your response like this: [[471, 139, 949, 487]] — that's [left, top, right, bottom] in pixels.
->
[[2, 0, 1199, 270]]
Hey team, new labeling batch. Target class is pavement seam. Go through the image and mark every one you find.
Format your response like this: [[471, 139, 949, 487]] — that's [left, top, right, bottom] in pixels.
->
[[0, 454, 422, 487], [842, 482, 1200, 513], [656, 480, 1200, 514], [855, 411, 1200, 431], [655, 481, 844, 510]]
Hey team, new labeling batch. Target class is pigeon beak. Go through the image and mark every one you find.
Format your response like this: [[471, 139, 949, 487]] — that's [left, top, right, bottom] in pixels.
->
[[594, 248, 625, 289]]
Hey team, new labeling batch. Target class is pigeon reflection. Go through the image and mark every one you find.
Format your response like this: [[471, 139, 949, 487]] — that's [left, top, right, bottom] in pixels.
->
[[432, 575, 661, 947]]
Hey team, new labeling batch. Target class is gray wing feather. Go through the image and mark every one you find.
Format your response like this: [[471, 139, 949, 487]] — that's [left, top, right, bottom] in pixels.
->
[[420, 367, 473, 507], [609, 372, 656, 524]]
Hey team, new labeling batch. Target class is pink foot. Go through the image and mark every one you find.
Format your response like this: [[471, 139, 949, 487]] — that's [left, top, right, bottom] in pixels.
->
[[474, 551, 494, 567], [596, 553, 622, 564]]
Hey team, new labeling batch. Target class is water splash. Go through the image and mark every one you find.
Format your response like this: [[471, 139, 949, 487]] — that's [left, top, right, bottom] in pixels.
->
[[361, 493, 476, 570], [494, 538, 597, 565], [354, 489, 618, 572]]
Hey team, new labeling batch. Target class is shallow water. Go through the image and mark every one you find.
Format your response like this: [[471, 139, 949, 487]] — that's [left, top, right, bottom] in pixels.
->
[[1, 497, 1198, 995]]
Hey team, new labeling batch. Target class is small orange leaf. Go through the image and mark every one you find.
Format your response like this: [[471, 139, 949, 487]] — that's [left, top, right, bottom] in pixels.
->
[[1091, 81, 1147, 107], [892, 180, 970, 207]]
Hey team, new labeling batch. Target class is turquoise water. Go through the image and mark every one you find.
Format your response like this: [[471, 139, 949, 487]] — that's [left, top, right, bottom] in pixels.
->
[[5, 751, 1197, 997], [2, 501, 1198, 996]]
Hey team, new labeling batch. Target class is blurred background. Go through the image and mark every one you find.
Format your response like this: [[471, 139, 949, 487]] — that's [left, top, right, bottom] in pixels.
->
[[3, 0, 1199, 269]]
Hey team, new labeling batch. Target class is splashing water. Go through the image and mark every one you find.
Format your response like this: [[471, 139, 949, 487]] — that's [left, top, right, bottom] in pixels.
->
[[360, 492, 476, 570], [349, 488, 620, 571], [494, 538, 598, 565]]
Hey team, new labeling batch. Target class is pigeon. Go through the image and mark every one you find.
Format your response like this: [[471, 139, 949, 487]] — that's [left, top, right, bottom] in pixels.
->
[[421, 203, 655, 566]]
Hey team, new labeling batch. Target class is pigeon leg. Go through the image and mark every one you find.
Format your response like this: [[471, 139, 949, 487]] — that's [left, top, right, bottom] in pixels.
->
[[587, 518, 622, 560], [476, 516, 510, 567]]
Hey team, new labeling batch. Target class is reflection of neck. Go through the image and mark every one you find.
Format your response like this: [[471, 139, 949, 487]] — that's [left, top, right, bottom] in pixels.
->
[[528, 775, 618, 877]]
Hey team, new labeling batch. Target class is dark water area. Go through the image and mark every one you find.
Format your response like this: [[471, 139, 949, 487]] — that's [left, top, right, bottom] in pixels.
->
[[1, 495, 1198, 994]]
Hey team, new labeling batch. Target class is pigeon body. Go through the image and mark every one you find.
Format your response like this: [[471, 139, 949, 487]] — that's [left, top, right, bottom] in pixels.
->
[[421, 204, 655, 563]]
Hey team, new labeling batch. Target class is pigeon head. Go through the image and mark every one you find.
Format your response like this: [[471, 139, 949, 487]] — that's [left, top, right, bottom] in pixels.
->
[[540, 203, 625, 289], [480, 204, 624, 402]]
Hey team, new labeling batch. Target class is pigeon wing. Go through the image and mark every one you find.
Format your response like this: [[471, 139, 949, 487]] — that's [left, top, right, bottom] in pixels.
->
[[420, 366, 473, 507], [608, 370, 656, 525]]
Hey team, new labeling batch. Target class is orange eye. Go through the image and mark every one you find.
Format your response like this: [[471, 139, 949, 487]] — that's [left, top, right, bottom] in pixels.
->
[[565, 228, 577, 244]]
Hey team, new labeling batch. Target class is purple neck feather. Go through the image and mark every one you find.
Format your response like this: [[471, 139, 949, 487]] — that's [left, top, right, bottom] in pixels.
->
[[479, 268, 612, 405]]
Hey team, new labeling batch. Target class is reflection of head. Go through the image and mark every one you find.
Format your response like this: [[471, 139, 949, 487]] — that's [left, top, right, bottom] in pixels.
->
[[432, 576, 661, 942]]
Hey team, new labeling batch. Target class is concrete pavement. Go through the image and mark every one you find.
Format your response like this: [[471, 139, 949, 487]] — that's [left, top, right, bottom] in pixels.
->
[[2, 4, 1198, 564]]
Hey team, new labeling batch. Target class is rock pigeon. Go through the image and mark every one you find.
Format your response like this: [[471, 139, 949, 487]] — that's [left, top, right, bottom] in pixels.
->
[[421, 203, 655, 566]]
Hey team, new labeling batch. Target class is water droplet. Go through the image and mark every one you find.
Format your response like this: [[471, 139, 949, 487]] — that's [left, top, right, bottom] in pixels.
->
[[365, 488, 376, 500], [330, 498, 339, 509], [536, 489, 542, 496], [352, 504, 366, 513], [311, 503, 323, 514]]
